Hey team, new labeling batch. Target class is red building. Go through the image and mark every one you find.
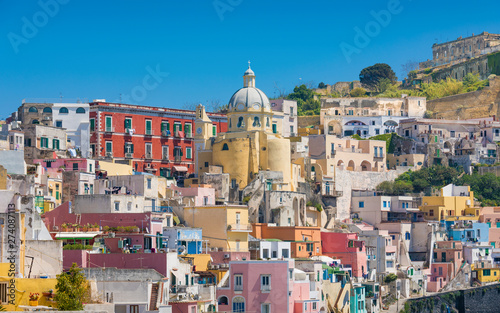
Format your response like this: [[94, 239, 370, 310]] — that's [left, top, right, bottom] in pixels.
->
[[89, 101, 227, 178], [321, 232, 368, 278]]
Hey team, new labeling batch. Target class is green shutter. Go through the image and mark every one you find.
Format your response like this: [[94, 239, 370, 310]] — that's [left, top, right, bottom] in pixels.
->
[[106, 116, 112, 128], [272, 124, 277, 133], [212, 125, 216, 136], [146, 120, 152, 134], [90, 119, 95, 131], [125, 118, 131, 130]]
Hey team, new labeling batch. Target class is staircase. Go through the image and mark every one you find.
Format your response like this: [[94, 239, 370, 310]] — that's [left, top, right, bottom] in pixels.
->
[[149, 283, 159, 310]]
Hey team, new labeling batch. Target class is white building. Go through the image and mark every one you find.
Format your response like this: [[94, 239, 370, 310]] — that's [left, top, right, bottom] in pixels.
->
[[270, 99, 298, 137], [52, 103, 91, 158], [463, 243, 494, 266]]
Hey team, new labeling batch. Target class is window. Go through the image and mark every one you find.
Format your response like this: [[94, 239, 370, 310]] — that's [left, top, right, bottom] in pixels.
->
[[145, 120, 152, 135], [162, 146, 169, 159], [161, 121, 170, 134], [359, 201, 365, 208], [42, 107, 52, 113], [145, 143, 152, 158], [90, 118, 95, 131], [29, 107, 38, 113], [234, 275, 243, 291], [213, 125, 217, 136], [40, 137, 49, 148], [222, 143, 229, 151], [186, 147, 192, 159], [53, 139, 60, 150], [218, 296, 228, 305], [383, 201, 387, 208], [124, 118, 132, 130], [253, 116, 261, 127], [282, 249, 289, 258], [313, 302, 317, 310], [147, 178, 152, 189], [306, 243, 314, 252], [105, 116, 112, 132], [261, 303, 270, 313], [106, 141, 112, 153], [73, 163, 78, 171], [237, 117, 244, 128], [114, 202, 120, 211], [272, 123, 277, 133], [125, 143, 134, 154], [184, 123, 192, 137], [59, 107, 69, 114], [405, 232, 411, 240], [76, 107, 85, 114], [348, 110, 353, 115], [232, 297, 245, 313], [261, 275, 271, 291]]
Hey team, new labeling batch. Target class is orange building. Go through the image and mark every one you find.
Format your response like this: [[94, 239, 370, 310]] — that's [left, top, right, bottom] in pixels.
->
[[251, 223, 322, 258]]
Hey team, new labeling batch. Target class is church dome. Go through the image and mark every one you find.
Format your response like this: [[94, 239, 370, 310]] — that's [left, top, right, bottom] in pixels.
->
[[228, 65, 271, 112]]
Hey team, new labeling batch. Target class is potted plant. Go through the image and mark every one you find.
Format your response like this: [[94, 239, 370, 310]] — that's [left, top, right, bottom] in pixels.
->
[[92, 223, 100, 231], [81, 224, 89, 232], [73, 224, 80, 232], [29, 292, 40, 306], [132, 226, 140, 233], [61, 223, 68, 232]]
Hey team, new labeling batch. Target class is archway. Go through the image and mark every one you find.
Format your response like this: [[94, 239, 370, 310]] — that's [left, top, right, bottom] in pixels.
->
[[337, 160, 345, 170], [347, 160, 355, 171], [360, 160, 372, 171]]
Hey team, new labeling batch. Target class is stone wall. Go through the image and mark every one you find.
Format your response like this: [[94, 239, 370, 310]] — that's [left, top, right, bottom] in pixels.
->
[[334, 168, 406, 221], [427, 76, 500, 120], [298, 115, 320, 128], [403, 283, 500, 313], [478, 165, 500, 176]]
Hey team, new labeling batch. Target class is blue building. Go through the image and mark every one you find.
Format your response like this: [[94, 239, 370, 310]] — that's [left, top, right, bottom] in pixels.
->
[[445, 221, 489, 243], [163, 227, 204, 254], [350, 284, 367, 313]]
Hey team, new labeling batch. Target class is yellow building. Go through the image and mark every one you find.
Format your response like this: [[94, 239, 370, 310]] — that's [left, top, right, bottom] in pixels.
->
[[474, 267, 500, 283], [194, 65, 294, 191], [419, 184, 477, 220], [47, 178, 62, 207], [183, 205, 251, 252]]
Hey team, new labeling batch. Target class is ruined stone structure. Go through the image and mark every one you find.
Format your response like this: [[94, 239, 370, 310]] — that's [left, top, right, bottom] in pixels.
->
[[420, 32, 500, 69]]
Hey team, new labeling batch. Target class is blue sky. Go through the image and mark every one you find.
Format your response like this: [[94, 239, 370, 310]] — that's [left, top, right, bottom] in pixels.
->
[[1, 0, 500, 118]]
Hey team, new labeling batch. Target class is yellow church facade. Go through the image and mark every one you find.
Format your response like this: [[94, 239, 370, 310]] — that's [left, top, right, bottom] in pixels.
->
[[194, 65, 294, 191]]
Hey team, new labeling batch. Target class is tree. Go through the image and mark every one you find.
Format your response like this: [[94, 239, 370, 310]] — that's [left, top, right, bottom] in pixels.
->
[[287, 84, 321, 115], [55, 263, 89, 311], [350, 87, 367, 97], [359, 63, 397, 90], [318, 82, 326, 89], [376, 78, 393, 93]]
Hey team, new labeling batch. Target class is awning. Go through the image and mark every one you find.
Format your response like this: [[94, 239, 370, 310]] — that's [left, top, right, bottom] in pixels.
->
[[173, 166, 188, 172], [55, 232, 100, 240]]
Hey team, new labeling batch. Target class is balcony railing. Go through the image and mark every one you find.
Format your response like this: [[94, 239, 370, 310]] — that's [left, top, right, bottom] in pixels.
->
[[125, 153, 133, 159], [162, 130, 171, 137], [322, 189, 343, 197], [104, 127, 115, 133], [228, 224, 252, 232], [185, 133, 193, 139]]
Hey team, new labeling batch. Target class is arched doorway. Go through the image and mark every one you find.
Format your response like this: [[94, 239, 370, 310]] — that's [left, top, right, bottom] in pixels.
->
[[347, 160, 355, 171], [360, 160, 372, 171]]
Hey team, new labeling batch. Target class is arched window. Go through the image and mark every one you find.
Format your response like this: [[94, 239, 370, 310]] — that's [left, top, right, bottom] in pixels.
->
[[405, 232, 411, 240], [218, 296, 228, 305], [76, 107, 86, 114], [59, 107, 69, 114], [232, 297, 245, 312], [266, 117, 270, 127], [237, 117, 244, 128], [222, 143, 229, 151], [42, 107, 52, 113], [253, 116, 261, 127], [28, 107, 38, 113], [311, 166, 315, 172], [32, 119, 40, 124]]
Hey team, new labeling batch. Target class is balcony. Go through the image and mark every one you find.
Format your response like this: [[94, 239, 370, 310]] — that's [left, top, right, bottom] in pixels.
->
[[125, 153, 133, 159], [162, 130, 171, 137], [227, 224, 252, 232], [322, 189, 343, 197], [145, 130, 153, 136], [162, 154, 169, 161], [174, 155, 182, 163], [145, 153, 153, 160], [104, 127, 115, 133], [105, 152, 113, 158]]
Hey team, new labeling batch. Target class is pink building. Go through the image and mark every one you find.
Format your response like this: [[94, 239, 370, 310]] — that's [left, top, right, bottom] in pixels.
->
[[427, 262, 454, 292], [34, 158, 96, 173], [170, 184, 216, 206], [217, 260, 321, 313], [321, 232, 367, 278], [479, 207, 500, 248]]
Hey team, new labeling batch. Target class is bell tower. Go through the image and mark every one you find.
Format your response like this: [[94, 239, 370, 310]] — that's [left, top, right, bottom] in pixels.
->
[[194, 104, 213, 177]]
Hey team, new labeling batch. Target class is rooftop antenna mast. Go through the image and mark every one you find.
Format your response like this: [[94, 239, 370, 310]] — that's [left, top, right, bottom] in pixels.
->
[[59, 92, 63, 102]]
